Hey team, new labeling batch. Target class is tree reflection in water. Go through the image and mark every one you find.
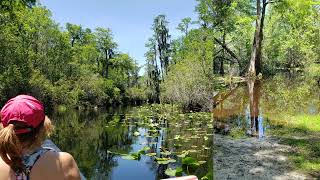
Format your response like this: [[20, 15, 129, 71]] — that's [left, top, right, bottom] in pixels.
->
[[50, 106, 213, 180], [51, 110, 133, 179], [213, 74, 320, 138], [247, 79, 265, 138]]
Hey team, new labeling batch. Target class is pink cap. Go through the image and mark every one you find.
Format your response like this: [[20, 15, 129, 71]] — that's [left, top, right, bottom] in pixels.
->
[[0, 95, 45, 134]]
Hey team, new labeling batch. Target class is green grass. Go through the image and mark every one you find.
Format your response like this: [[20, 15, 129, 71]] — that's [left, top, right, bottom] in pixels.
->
[[270, 114, 320, 177], [289, 114, 320, 132], [229, 127, 247, 139]]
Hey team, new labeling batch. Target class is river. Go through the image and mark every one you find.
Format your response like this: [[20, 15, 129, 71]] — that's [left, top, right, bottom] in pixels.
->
[[50, 73, 319, 180], [50, 105, 213, 179]]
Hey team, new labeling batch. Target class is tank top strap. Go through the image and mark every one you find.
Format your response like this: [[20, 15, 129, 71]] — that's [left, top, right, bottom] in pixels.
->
[[16, 147, 56, 180]]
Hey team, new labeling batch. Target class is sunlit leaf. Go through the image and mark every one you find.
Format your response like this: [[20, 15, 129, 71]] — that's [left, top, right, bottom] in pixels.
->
[[146, 153, 157, 157], [165, 167, 183, 177], [160, 151, 172, 156], [155, 157, 176, 165], [133, 131, 141, 136]]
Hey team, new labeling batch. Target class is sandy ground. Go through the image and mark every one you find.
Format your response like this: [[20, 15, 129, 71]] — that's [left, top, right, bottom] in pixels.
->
[[213, 134, 315, 180]]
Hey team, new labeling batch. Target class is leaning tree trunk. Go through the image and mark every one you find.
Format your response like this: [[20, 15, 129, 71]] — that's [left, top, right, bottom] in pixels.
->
[[248, 0, 267, 76]]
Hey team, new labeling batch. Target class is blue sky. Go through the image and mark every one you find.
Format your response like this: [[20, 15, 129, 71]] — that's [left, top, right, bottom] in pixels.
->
[[40, 0, 199, 66]]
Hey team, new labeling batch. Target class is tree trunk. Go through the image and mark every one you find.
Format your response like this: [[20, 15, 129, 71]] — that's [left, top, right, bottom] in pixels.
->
[[248, 0, 267, 76], [105, 49, 109, 79], [71, 38, 75, 47], [220, 31, 226, 76]]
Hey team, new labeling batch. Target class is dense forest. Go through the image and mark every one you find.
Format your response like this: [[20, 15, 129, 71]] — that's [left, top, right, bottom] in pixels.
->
[[145, 0, 320, 111], [0, 0, 140, 107], [0, 0, 319, 110]]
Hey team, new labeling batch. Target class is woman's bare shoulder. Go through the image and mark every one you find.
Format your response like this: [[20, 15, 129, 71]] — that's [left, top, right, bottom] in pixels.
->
[[32, 151, 80, 180], [57, 152, 81, 180]]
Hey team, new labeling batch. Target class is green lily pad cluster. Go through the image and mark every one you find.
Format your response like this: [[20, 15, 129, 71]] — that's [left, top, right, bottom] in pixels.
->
[[111, 104, 213, 179], [165, 167, 183, 176], [155, 157, 177, 165], [163, 155, 207, 177], [108, 146, 151, 161]]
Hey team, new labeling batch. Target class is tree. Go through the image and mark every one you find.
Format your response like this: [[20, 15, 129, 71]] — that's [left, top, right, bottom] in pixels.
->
[[66, 23, 82, 47], [95, 27, 117, 79], [145, 37, 160, 103], [196, 0, 253, 76], [263, 0, 320, 73], [177, 17, 192, 36], [0, 3, 142, 107], [153, 15, 171, 77], [109, 53, 136, 90], [247, 0, 269, 76]]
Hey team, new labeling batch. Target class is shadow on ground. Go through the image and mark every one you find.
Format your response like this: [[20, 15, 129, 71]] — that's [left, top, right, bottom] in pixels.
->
[[271, 125, 320, 178], [213, 134, 317, 180]]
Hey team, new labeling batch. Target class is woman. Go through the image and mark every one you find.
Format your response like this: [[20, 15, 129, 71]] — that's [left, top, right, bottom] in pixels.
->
[[0, 95, 81, 180]]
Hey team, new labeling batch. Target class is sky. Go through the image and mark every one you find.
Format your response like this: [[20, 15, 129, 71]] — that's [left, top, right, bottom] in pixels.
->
[[40, 0, 199, 67]]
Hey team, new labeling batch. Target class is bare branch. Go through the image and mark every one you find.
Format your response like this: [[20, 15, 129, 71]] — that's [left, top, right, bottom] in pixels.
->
[[214, 37, 240, 62]]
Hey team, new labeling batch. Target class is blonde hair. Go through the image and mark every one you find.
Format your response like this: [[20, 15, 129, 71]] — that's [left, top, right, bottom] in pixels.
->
[[0, 116, 54, 173]]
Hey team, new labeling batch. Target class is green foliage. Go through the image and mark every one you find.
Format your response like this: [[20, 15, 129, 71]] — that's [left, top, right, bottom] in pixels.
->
[[0, 3, 140, 107], [157, 0, 319, 111], [177, 17, 193, 36], [165, 167, 183, 177], [160, 57, 214, 111], [155, 157, 177, 165], [160, 28, 216, 111], [119, 147, 151, 161], [229, 127, 246, 139], [264, 0, 320, 73]]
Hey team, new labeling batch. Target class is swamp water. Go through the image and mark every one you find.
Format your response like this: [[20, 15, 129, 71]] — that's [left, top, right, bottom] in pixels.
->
[[51, 105, 213, 180], [213, 74, 320, 138], [50, 74, 319, 180]]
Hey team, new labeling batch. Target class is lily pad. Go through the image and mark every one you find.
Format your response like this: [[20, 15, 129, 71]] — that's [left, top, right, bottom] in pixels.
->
[[121, 153, 141, 160], [165, 168, 176, 176], [182, 157, 200, 168], [177, 151, 189, 158], [138, 146, 150, 154], [198, 161, 207, 165], [133, 131, 141, 136], [174, 135, 181, 140], [203, 146, 210, 150], [174, 144, 182, 148], [155, 157, 176, 165], [160, 150, 171, 156], [188, 150, 197, 153], [146, 153, 157, 157], [165, 167, 183, 177]]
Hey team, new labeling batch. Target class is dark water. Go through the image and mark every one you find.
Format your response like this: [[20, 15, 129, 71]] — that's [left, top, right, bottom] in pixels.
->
[[50, 105, 213, 180], [213, 74, 320, 138]]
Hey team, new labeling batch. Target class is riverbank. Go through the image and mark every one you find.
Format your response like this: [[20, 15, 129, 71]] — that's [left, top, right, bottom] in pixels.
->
[[214, 134, 314, 180]]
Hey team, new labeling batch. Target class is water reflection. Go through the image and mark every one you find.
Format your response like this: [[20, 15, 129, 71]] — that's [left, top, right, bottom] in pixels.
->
[[50, 106, 213, 180], [213, 74, 320, 138], [51, 110, 133, 179], [247, 79, 265, 138]]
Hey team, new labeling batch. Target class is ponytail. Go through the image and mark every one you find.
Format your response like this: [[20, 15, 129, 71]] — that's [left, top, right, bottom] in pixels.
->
[[0, 124, 25, 173]]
